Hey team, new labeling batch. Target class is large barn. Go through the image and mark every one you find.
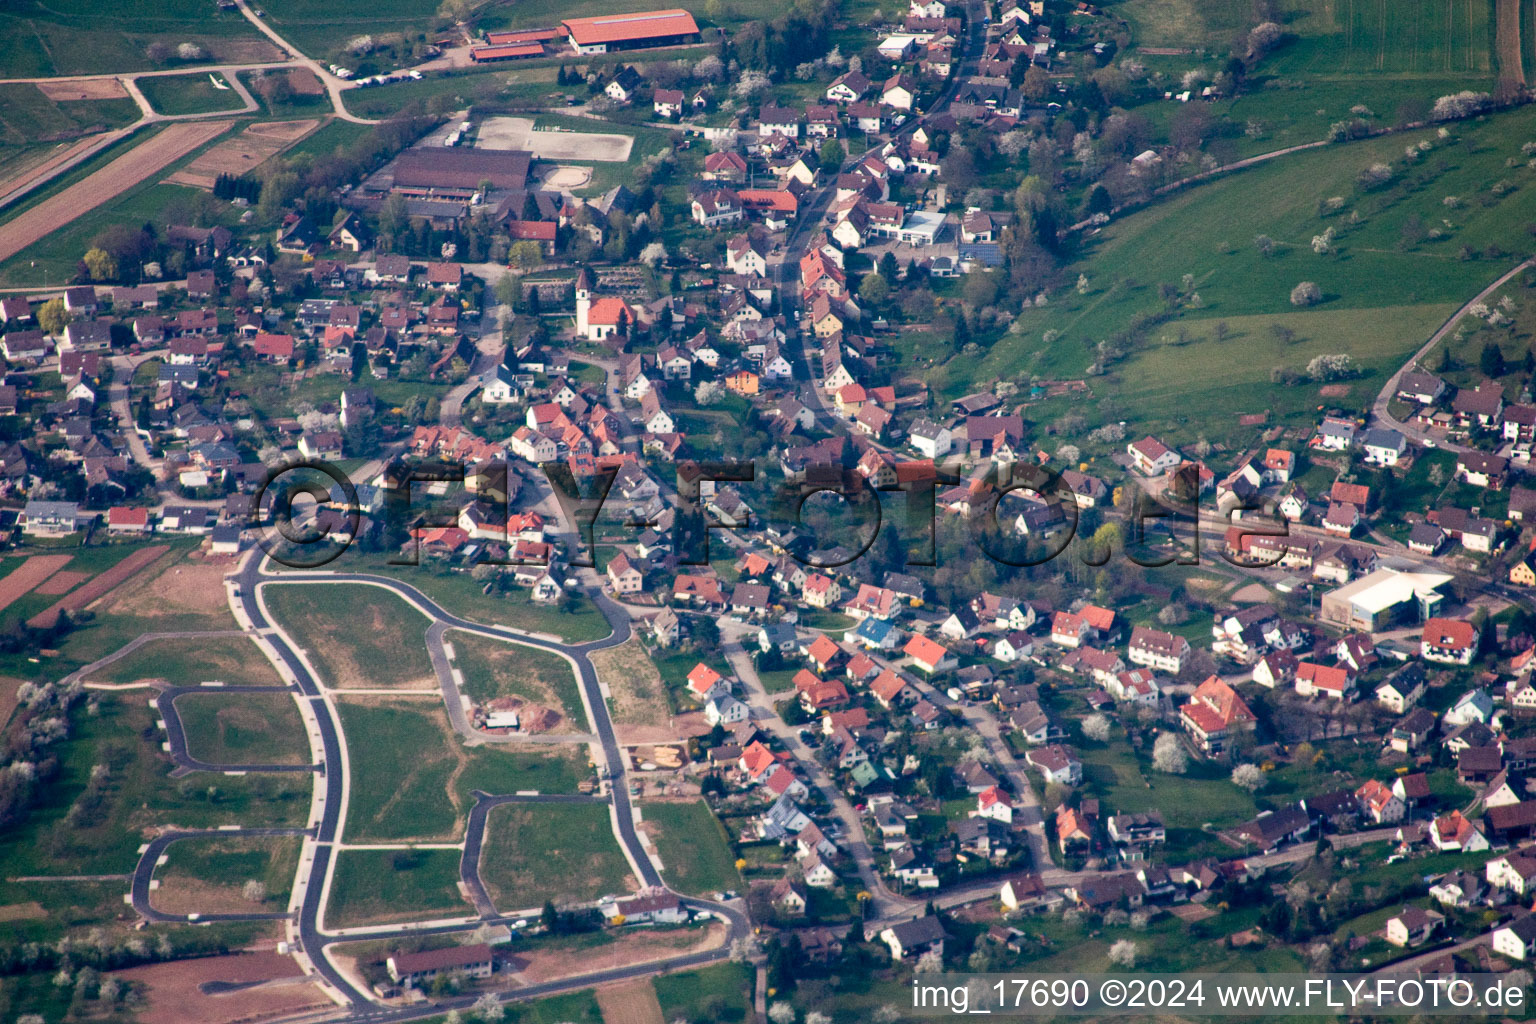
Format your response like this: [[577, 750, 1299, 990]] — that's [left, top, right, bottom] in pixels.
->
[[561, 8, 701, 53], [388, 149, 532, 199]]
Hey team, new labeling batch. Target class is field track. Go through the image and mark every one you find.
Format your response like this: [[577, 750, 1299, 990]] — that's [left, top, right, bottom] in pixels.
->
[[0, 122, 228, 265], [28, 545, 168, 629], [1498, 0, 1528, 93]]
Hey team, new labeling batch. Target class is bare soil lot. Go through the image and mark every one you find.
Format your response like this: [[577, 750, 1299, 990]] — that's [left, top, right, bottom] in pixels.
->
[[0, 554, 73, 612], [286, 68, 325, 95], [29, 544, 168, 629], [0, 121, 228, 264], [116, 951, 329, 1024], [36, 79, 130, 101], [477, 116, 633, 162], [166, 118, 319, 189], [513, 924, 726, 985], [34, 569, 91, 595], [536, 164, 595, 189], [596, 978, 665, 1024], [103, 551, 231, 623], [588, 639, 671, 734]]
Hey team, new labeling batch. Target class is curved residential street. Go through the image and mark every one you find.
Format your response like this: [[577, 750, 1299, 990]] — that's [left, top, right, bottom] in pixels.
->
[[220, 551, 751, 1019], [1370, 257, 1535, 448]]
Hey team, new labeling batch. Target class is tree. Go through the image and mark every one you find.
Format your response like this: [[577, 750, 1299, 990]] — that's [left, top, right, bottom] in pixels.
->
[[1082, 713, 1111, 742], [962, 269, 998, 309], [733, 70, 771, 98], [508, 240, 544, 271], [639, 241, 667, 267], [1152, 732, 1188, 774], [1290, 281, 1322, 307], [494, 273, 520, 308], [769, 1003, 797, 1024], [859, 272, 889, 306], [1231, 763, 1265, 792], [1481, 341, 1506, 377], [1306, 353, 1353, 380], [82, 247, 117, 281], [1108, 939, 1138, 967], [1022, 65, 1050, 101], [819, 137, 846, 167], [242, 880, 267, 903], [37, 297, 69, 336], [472, 993, 504, 1021]]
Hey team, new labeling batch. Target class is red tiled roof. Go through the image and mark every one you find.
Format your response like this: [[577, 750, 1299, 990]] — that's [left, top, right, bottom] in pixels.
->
[[562, 9, 699, 45]]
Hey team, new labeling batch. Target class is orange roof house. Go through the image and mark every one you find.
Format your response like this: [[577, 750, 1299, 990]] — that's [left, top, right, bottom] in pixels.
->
[[904, 634, 954, 673], [1179, 676, 1256, 754]]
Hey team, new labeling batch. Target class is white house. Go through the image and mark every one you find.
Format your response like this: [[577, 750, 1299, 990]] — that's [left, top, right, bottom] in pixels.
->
[[909, 419, 952, 458], [1127, 435, 1179, 475], [1493, 915, 1536, 961]]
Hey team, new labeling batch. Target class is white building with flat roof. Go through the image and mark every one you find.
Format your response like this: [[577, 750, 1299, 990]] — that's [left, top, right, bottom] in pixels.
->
[[898, 210, 947, 246], [1319, 569, 1452, 631]]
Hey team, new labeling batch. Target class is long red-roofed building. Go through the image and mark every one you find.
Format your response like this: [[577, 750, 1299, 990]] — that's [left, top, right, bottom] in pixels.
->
[[562, 9, 701, 53]]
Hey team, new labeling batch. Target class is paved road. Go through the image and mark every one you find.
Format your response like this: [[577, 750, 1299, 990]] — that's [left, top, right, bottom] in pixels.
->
[[427, 619, 597, 745], [235, 555, 752, 1018], [460, 790, 610, 918], [130, 827, 311, 924], [721, 630, 919, 919], [1371, 258, 1535, 448], [232, 0, 379, 125], [155, 683, 322, 775]]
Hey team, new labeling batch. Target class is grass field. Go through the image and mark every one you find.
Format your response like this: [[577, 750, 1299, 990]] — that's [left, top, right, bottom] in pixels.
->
[[334, 697, 586, 842], [86, 635, 282, 686], [1076, 741, 1257, 862], [1118, 0, 1491, 74], [256, 0, 453, 59], [327, 847, 471, 927], [652, 963, 753, 1024], [0, 181, 217, 288], [271, 547, 612, 643], [281, 117, 375, 161], [642, 801, 739, 896], [945, 104, 1536, 446], [157, 834, 301, 912], [173, 690, 310, 766], [0, 84, 139, 147], [479, 801, 633, 910], [0, 0, 267, 77], [136, 73, 247, 117], [1266, 0, 1493, 76], [0, 695, 311, 881], [450, 630, 587, 724], [264, 583, 435, 689]]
